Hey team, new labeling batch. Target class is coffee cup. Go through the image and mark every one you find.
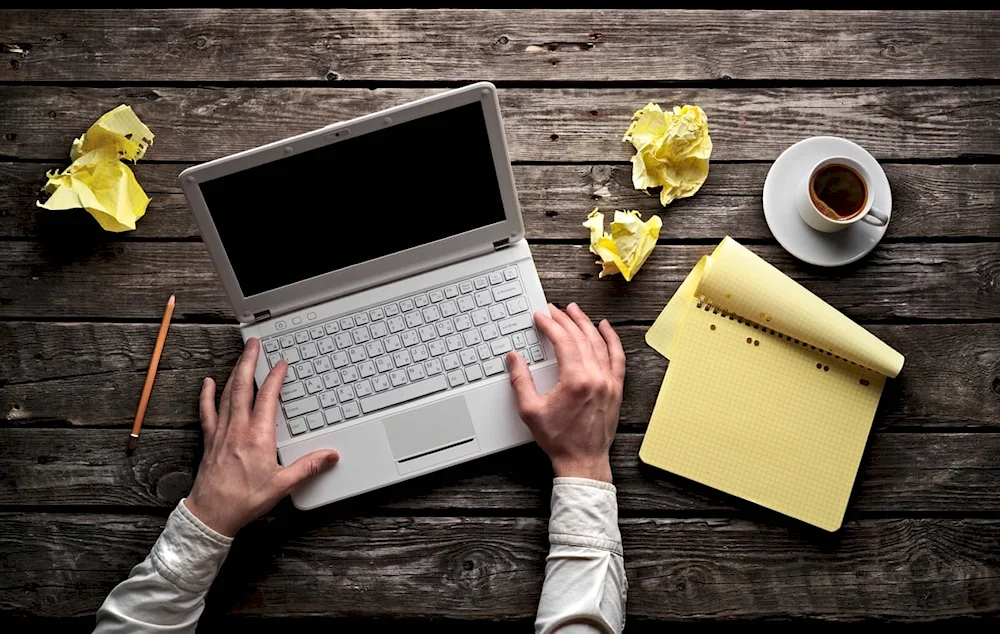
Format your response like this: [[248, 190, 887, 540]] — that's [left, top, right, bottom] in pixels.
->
[[798, 156, 888, 233]]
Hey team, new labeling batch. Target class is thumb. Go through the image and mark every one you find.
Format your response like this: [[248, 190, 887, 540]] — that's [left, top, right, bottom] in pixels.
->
[[274, 449, 339, 495], [506, 351, 543, 425]]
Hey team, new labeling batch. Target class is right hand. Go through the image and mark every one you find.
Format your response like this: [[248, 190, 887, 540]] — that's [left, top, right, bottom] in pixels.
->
[[505, 303, 626, 483]]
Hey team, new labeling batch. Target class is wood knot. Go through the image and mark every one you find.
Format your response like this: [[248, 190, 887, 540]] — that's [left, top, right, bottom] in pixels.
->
[[325, 70, 341, 81], [3, 133, 16, 141], [549, 134, 558, 141], [194, 35, 211, 50], [496, 36, 509, 45], [544, 210, 558, 217], [992, 377, 1000, 396], [9, 59, 19, 70], [462, 560, 474, 571]]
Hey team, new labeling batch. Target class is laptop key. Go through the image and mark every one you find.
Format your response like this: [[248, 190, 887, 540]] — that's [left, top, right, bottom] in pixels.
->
[[498, 313, 533, 336], [444, 285, 459, 298], [284, 396, 319, 418], [465, 364, 484, 382], [280, 382, 306, 401], [504, 267, 519, 280], [372, 374, 391, 392], [305, 377, 324, 394], [447, 370, 466, 387], [264, 339, 280, 353], [295, 330, 310, 344], [342, 402, 361, 419], [320, 392, 338, 409], [459, 280, 474, 294], [492, 281, 523, 302], [383, 303, 399, 317], [488, 271, 504, 285], [288, 417, 307, 436], [429, 289, 445, 303], [483, 358, 505, 376], [323, 407, 343, 424], [359, 374, 449, 415], [306, 412, 325, 430]]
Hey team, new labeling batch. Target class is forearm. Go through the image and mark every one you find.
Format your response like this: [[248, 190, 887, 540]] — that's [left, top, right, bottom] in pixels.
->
[[535, 478, 627, 634], [94, 499, 233, 634]]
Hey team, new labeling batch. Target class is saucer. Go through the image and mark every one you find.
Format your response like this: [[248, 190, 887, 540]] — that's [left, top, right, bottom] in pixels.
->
[[763, 136, 891, 267]]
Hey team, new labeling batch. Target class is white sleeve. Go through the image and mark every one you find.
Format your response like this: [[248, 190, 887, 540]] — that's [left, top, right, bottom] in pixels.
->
[[94, 499, 233, 633], [535, 477, 627, 634]]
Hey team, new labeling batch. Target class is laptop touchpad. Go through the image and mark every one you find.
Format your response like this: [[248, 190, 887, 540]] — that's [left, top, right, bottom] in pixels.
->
[[382, 396, 478, 465]]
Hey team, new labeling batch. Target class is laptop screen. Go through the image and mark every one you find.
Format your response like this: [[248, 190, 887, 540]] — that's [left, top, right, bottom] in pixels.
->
[[198, 102, 508, 297]]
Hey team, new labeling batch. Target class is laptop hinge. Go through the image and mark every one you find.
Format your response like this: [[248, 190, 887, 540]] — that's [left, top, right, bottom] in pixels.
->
[[253, 310, 271, 323], [492, 238, 510, 250]]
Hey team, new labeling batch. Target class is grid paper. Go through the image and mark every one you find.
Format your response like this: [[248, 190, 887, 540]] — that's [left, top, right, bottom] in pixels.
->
[[641, 238, 894, 532]]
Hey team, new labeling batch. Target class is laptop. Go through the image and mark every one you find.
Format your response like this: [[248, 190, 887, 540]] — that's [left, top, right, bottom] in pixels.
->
[[179, 82, 558, 509]]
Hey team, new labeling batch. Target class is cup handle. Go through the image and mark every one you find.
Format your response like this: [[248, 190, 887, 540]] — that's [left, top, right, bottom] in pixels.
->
[[862, 207, 889, 227]]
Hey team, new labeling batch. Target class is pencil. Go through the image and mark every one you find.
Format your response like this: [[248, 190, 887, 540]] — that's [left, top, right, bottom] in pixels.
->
[[126, 294, 175, 454]]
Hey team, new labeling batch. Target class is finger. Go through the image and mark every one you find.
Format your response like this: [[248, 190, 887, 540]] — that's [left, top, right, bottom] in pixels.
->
[[506, 351, 544, 427], [534, 310, 581, 368], [228, 338, 261, 425], [273, 450, 339, 497], [566, 303, 610, 371], [215, 367, 236, 443], [199, 377, 218, 452], [549, 304, 595, 365], [252, 360, 287, 437], [599, 320, 626, 384]]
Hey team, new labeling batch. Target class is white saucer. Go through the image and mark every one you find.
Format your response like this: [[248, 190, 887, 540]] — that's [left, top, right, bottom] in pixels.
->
[[763, 136, 891, 267]]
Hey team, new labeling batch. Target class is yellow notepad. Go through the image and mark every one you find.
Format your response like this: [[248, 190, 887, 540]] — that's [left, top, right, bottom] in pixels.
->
[[641, 237, 904, 531]]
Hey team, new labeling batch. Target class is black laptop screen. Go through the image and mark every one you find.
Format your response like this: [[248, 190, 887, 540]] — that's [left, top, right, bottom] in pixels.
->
[[198, 102, 508, 297]]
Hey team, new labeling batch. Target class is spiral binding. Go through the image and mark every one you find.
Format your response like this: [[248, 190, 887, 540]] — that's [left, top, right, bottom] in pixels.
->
[[695, 296, 874, 373]]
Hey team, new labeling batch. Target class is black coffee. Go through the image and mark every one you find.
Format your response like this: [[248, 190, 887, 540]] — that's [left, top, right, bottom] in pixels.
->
[[810, 163, 867, 220]]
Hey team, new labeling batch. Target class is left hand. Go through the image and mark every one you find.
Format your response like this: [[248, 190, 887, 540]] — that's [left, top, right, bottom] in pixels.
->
[[185, 338, 339, 537]]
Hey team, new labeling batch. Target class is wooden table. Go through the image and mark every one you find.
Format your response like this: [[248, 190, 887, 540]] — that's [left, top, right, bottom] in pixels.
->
[[1, 10, 998, 629]]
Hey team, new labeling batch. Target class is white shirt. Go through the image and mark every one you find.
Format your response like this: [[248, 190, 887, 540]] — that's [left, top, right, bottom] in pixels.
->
[[94, 477, 625, 633]]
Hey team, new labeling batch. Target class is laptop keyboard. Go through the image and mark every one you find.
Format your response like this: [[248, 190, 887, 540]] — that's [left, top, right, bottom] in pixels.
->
[[262, 265, 546, 437]]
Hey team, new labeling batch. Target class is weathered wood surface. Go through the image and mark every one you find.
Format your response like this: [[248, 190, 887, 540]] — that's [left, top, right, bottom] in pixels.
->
[[5, 162, 998, 240], [1, 512, 997, 620], [3, 10, 998, 82], [3, 428, 998, 514], [0, 242, 996, 321], [2, 323, 997, 430], [3, 87, 999, 162]]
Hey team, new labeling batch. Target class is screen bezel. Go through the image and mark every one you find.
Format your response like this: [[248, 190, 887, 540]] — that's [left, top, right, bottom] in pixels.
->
[[179, 83, 524, 323]]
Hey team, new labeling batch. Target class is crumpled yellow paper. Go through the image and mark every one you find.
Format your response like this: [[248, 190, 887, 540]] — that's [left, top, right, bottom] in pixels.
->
[[623, 103, 712, 206], [36, 105, 154, 232], [583, 208, 662, 282]]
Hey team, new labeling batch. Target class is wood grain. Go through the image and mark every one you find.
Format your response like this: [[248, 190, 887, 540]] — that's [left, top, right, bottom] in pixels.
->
[[1, 512, 996, 619], [1, 323, 996, 430], [2, 10, 997, 82], [0, 242, 996, 321], [3, 86, 998, 162], [5, 162, 997, 240], [3, 429, 998, 515]]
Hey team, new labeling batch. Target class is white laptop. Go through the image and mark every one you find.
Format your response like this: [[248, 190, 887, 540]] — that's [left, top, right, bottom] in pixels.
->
[[179, 83, 557, 509]]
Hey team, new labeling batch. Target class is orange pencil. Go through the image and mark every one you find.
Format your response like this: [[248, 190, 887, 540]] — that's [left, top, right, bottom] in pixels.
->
[[126, 294, 175, 454]]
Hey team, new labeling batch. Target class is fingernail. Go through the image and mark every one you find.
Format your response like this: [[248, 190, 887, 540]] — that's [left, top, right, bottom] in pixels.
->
[[326, 452, 340, 466]]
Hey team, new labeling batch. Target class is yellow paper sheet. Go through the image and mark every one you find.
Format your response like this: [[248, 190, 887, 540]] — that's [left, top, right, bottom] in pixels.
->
[[37, 105, 154, 232], [583, 208, 661, 281], [623, 104, 712, 206], [641, 237, 904, 531]]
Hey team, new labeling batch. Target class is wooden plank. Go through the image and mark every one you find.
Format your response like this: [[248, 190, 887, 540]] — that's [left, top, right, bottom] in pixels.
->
[[1, 323, 996, 430], [2, 10, 997, 82], [0, 242, 996, 321], [3, 86, 998, 162], [1, 512, 996, 619], [3, 428, 998, 514], [6, 162, 997, 240]]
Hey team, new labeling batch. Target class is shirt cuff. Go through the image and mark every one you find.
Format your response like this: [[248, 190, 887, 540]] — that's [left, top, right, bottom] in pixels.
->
[[548, 477, 622, 556], [148, 499, 234, 594]]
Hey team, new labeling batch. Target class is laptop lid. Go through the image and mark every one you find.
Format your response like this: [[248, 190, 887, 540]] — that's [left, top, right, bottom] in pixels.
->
[[179, 82, 524, 323]]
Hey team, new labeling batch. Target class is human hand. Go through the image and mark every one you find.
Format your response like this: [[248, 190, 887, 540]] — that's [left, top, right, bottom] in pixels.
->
[[505, 303, 626, 483], [184, 338, 339, 536]]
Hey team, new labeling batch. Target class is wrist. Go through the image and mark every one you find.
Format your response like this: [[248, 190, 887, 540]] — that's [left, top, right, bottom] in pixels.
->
[[183, 495, 240, 538], [551, 457, 613, 484]]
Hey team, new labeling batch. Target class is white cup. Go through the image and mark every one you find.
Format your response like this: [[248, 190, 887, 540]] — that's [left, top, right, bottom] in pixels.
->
[[798, 156, 888, 233]]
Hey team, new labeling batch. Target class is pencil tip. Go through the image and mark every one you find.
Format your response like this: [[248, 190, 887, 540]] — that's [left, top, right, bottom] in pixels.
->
[[168, 295, 175, 305]]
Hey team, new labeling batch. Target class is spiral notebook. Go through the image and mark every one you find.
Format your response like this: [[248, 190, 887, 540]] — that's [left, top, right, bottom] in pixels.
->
[[641, 237, 904, 531]]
